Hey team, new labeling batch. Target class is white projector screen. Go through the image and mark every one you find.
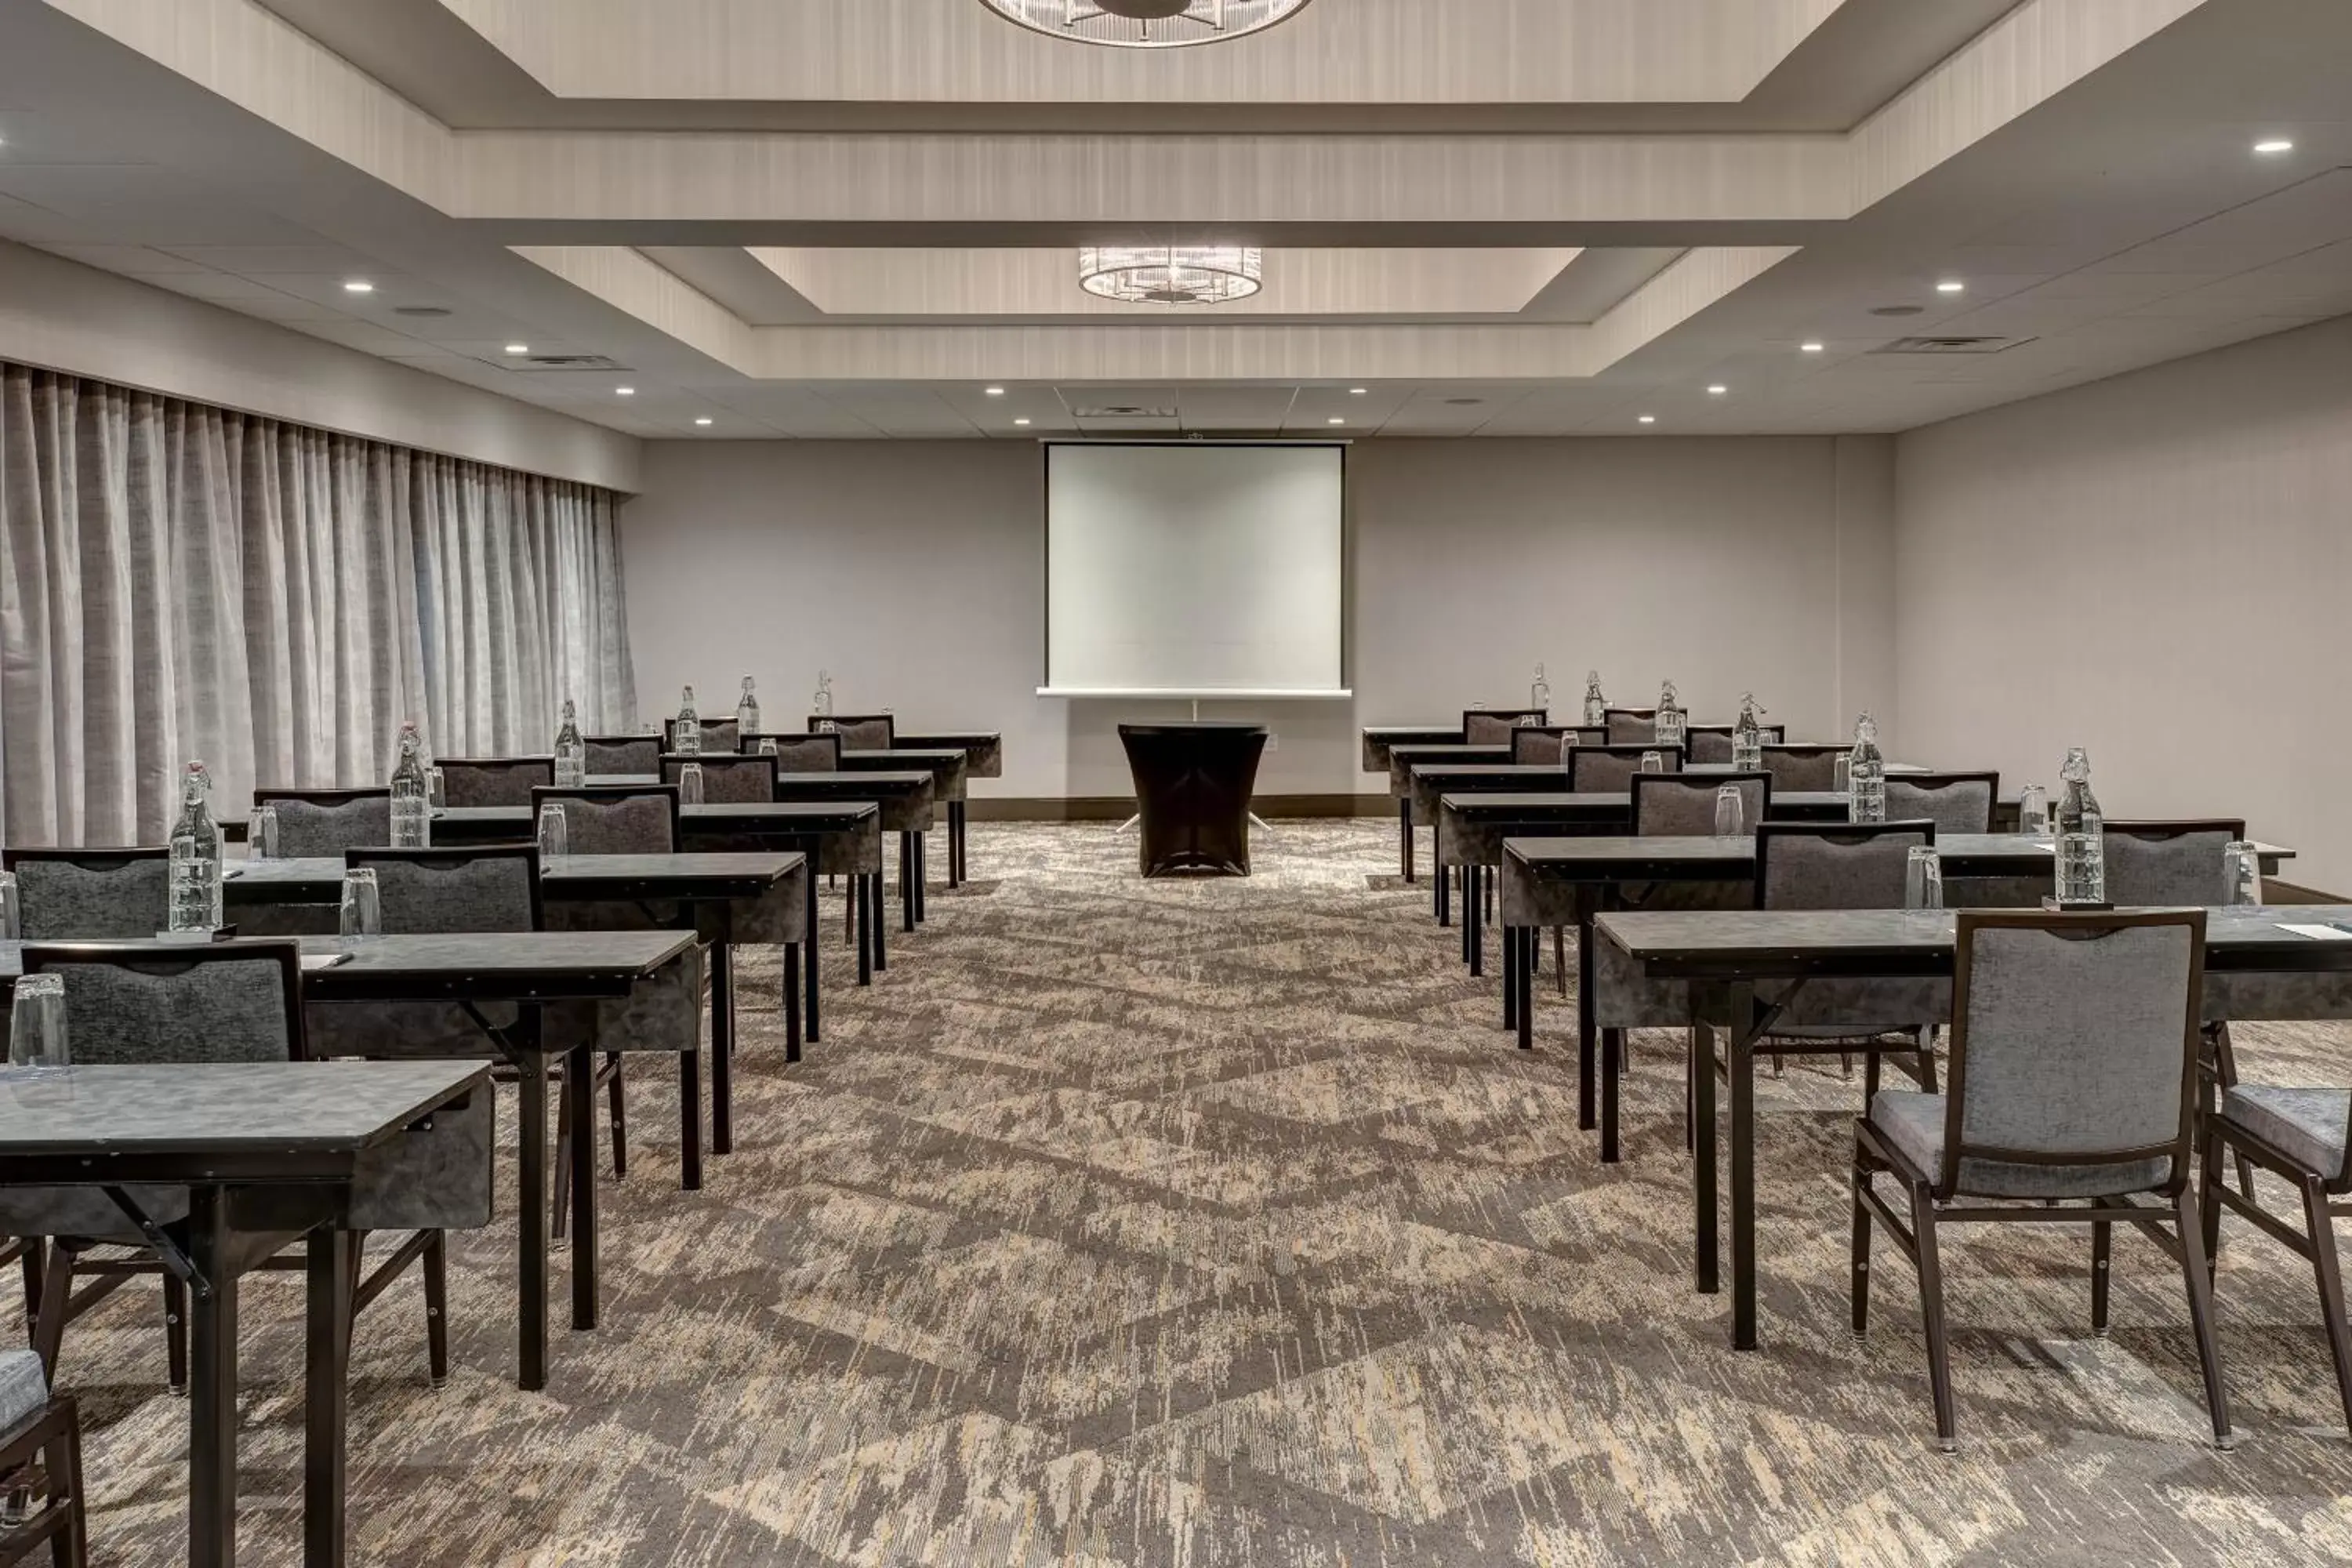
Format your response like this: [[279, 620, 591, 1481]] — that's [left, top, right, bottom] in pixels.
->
[[1042, 443, 1347, 697]]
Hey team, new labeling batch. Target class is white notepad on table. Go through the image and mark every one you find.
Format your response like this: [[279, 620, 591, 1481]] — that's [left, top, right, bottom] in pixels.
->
[[2276, 924, 2352, 942]]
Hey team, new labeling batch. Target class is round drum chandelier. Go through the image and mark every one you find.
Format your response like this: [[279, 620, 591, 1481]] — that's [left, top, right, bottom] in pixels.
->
[[1078, 245, 1264, 306], [978, 0, 1313, 49]]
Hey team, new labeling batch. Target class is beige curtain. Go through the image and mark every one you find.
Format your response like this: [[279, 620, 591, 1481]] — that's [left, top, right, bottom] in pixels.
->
[[0, 362, 636, 844]]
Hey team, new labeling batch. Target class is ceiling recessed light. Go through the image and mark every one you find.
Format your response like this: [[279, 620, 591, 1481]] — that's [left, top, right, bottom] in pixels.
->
[[1328, 417, 1345, 425], [1349, 387, 1367, 395], [1014, 417, 1032, 426], [503, 343, 529, 355], [341, 280, 375, 294], [2255, 139, 2295, 154], [1638, 415, 1657, 425], [615, 387, 635, 397], [984, 387, 1006, 396], [694, 417, 713, 426], [1801, 342, 1826, 354], [1707, 384, 1728, 396], [1936, 280, 1965, 294]]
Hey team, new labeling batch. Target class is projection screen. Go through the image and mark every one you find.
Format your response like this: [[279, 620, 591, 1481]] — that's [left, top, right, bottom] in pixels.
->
[[1040, 442, 1348, 698]]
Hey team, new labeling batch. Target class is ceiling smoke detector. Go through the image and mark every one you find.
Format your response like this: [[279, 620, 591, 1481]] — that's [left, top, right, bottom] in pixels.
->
[[978, 0, 1313, 48]]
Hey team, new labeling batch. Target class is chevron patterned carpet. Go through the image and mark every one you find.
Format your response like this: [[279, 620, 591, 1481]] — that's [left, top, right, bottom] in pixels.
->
[[20, 819, 2352, 1566]]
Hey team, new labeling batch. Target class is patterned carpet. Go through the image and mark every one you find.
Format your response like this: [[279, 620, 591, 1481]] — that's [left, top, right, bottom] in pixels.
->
[[20, 819, 2352, 1566]]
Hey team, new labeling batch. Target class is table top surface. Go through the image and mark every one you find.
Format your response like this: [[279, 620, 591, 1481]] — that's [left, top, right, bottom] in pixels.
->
[[1506, 832, 2293, 873], [886, 731, 999, 746], [0, 1060, 488, 1156], [1443, 789, 1858, 814], [1598, 905, 2352, 976], [437, 800, 879, 827], [231, 851, 797, 887]]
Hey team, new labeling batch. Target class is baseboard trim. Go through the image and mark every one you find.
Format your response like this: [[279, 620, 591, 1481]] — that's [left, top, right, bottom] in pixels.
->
[[967, 794, 1392, 823]]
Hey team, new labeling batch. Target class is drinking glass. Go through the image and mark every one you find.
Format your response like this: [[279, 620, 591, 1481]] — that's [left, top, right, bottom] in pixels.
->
[[249, 804, 280, 861], [1558, 731, 1579, 772], [1713, 785, 1746, 837], [1640, 751, 1665, 773], [7, 974, 69, 1069], [2223, 840, 2263, 907], [2017, 782, 2049, 837], [1905, 846, 1945, 911], [338, 867, 381, 939], [538, 802, 569, 863], [426, 766, 445, 808], [678, 762, 705, 806], [1833, 753, 1851, 794], [0, 871, 17, 941], [758, 738, 779, 757]]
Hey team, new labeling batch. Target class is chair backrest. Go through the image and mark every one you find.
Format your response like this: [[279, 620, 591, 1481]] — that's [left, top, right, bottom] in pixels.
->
[[1512, 725, 1609, 764], [1940, 909, 2205, 1199], [254, 789, 392, 856], [1462, 709, 1544, 746], [347, 844, 542, 934], [1759, 744, 1846, 793], [1755, 822, 1933, 910], [1604, 708, 1658, 746], [1883, 771, 1998, 834], [532, 786, 681, 854], [437, 757, 554, 808], [1631, 771, 1769, 837], [583, 735, 660, 776], [662, 753, 775, 803], [1566, 745, 1682, 793], [816, 713, 894, 751], [1684, 725, 1787, 764], [760, 731, 841, 775], [19, 938, 304, 1065], [0, 847, 169, 939], [699, 718, 740, 753], [2100, 819, 2247, 907]]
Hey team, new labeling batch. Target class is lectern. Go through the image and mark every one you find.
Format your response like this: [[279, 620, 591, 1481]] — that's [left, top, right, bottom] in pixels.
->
[[1118, 721, 1268, 877]]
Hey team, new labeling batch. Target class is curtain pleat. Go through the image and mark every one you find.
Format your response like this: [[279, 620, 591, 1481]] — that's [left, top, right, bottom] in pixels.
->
[[0, 361, 637, 845]]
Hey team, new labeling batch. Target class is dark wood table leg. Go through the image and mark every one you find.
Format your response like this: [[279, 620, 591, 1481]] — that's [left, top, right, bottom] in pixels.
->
[[1577, 891, 1598, 1129], [187, 1184, 238, 1568], [785, 942, 804, 1062], [304, 1226, 353, 1568], [709, 935, 734, 1156], [568, 1044, 599, 1330], [800, 838, 822, 1043], [913, 831, 927, 922], [1436, 840, 1451, 925], [946, 805, 961, 889], [678, 1047, 703, 1192], [1400, 797, 1415, 883], [899, 833, 916, 934], [1502, 919, 1519, 1032], [873, 872, 889, 971], [955, 801, 969, 881], [1602, 1022, 1623, 1164], [517, 1047, 550, 1391], [1695, 1013, 1719, 1295], [1468, 866, 1485, 975], [856, 873, 873, 985], [1730, 980, 1759, 1349], [1518, 927, 1534, 1048]]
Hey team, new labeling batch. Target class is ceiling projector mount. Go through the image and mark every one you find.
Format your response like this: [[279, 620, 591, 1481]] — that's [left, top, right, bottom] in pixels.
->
[[976, 0, 1314, 49]]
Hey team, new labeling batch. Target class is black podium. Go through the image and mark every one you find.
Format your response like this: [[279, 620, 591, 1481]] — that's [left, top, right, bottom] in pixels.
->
[[1119, 721, 1269, 877]]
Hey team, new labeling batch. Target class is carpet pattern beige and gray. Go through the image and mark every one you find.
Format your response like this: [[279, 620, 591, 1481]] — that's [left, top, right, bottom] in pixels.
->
[[20, 819, 2352, 1566]]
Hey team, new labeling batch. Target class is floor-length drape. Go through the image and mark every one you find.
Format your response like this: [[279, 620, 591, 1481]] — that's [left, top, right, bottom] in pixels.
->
[[0, 361, 636, 844]]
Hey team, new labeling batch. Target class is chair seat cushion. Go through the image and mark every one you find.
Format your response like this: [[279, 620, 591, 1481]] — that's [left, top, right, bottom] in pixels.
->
[[1869, 1091, 2172, 1199], [0, 1348, 50, 1432], [2220, 1086, 2351, 1181]]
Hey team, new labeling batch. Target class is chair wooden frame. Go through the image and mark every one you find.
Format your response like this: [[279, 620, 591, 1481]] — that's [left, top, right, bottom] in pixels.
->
[[0, 1393, 87, 1566], [1851, 908, 2230, 1452]]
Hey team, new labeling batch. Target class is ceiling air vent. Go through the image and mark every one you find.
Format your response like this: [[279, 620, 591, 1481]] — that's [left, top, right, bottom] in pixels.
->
[[512, 354, 632, 372], [1870, 335, 2035, 356], [1071, 405, 1178, 419]]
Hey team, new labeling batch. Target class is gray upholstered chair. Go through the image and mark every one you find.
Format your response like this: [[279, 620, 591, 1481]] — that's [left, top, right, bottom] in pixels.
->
[[1853, 908, 2229, 1452], [1686, 725, 1785, 764], [254, 788, 391, 855], [1751, 822, 1942, 1094], [2103, 819, 2246, 906], [1509, 726, 1604, 766], [763, 731, 842, 775], [1759, 745, 1846, 793], [1884, 771, 1998, 835], [1604, 708, 1658, 746], [583, 735, 660, 776], [1567, 745, 1682, 793], [1, 940, 487, 1392], [534, 785, 683, 857], [1630, 772, 1768, 837], [2202, 1078, 2352, 1434], [662, 752, 775, 803], [438, 757, 554, 808], [817, 713, 894, 752], [1463, 710, 1542, 747], [0, 847, 168, 938], [0, 1349, 87, 1563], [699, 718, 740, 753]]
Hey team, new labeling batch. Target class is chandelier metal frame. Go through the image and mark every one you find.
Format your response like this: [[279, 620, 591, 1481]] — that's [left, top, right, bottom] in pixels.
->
[[1077, 245, 1265, 306], [976, 0, 1313, 50]]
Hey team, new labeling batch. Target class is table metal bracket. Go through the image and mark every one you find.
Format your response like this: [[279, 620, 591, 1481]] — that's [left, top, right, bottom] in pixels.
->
[[102, 1185, 210, 1298]]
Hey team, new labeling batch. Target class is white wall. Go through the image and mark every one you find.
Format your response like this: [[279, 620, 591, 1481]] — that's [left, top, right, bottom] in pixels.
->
[[0, 240, 641, 492], [1895, 314, 2352, 895], [620, 435, 1897, 800]]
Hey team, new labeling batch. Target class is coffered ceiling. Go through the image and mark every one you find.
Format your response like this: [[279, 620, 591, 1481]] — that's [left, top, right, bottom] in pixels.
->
[[0, 0, 2348, 441]]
